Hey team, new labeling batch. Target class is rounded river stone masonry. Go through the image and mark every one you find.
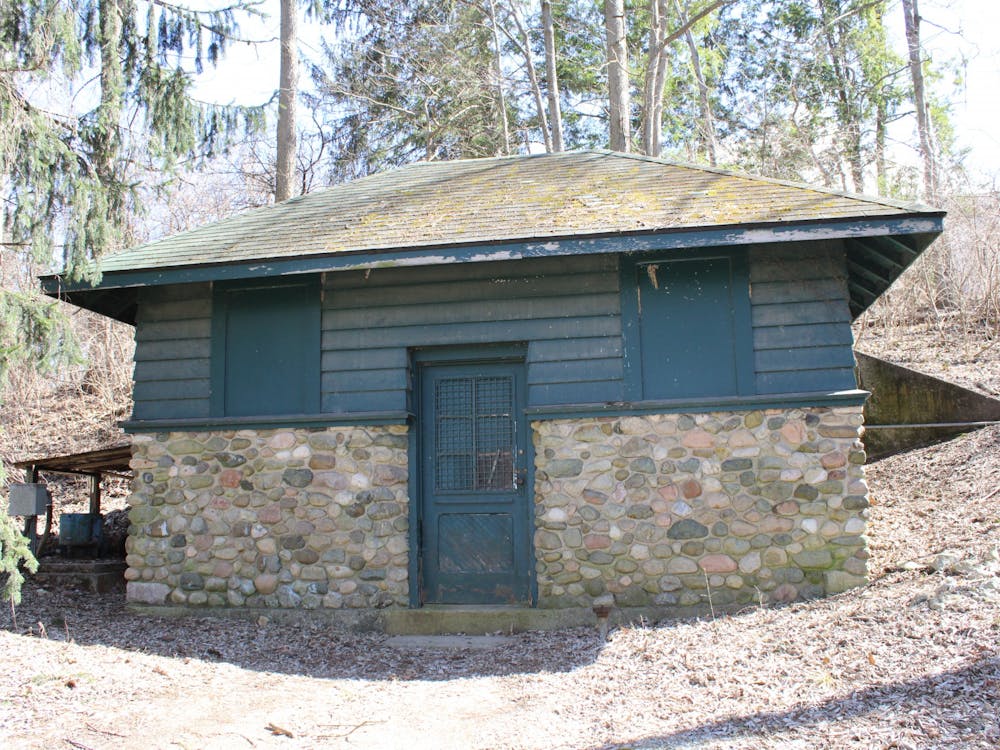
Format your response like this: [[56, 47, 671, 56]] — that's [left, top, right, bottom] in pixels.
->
[[125, 426, 410, 610], [531, 406, 868, 611]]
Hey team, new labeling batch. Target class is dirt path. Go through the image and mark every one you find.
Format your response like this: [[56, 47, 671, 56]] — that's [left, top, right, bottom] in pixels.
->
[[3, 427, 1000, 750]]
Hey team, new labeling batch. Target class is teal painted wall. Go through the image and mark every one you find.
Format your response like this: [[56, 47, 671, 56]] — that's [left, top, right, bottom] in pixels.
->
[[132, 283, 212, 420], [749, 241, 856, 394], [129, 241, 858, 423], [321, 254, 623, 413]]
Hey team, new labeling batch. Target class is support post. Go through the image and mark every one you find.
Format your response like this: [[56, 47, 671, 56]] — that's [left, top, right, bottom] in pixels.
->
[[22, 465, 39, 551], [88, 474, 102, 515]]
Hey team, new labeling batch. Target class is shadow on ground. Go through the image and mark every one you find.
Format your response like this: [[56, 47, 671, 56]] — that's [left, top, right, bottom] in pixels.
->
[[589, 656, 1000, 749], [0, 580, 604, 681]]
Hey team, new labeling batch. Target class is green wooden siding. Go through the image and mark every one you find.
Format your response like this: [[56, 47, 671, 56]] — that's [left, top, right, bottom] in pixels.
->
[[210, 279, 321, 417], [132, 283, 212, 420], [127, 241, 860, 426], [321, 255, 622, 413], [749, 241, 857, 394], [621, 253, 754, 401]]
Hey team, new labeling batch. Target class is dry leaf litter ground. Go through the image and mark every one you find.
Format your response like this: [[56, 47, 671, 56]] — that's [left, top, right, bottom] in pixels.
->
[[0, 321, 998, 749]]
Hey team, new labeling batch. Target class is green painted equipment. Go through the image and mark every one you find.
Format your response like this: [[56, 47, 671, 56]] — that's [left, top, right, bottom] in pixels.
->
[[59, 513, 104, 548]]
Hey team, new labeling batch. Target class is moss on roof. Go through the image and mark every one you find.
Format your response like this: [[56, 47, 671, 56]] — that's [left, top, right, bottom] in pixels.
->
[[96, 150, 936, 274]]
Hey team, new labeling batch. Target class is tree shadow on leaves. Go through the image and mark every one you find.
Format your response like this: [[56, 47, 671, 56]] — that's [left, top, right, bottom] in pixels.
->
[[0, 581, 604, 680], [586, 655, 1000, 750]]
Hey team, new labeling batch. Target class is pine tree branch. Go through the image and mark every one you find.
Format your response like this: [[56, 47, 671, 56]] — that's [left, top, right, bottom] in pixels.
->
[[149, 0, 276, 45]]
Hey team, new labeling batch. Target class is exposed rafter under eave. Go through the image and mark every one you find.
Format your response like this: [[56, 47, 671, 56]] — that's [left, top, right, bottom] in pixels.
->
[[846, 234, 931, 319]]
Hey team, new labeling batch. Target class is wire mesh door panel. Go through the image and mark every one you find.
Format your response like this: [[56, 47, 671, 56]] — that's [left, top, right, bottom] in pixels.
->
[[420, 362, 530, 605], [434, 375, 515, 493]]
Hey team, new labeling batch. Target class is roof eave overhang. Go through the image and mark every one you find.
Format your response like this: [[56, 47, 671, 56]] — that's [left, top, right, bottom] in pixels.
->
[[42, 212, 945, 325]]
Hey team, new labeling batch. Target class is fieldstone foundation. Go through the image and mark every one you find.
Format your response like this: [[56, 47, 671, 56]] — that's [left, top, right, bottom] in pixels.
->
[[532, 406, 868, 611], [125, 426, 410, 609], [124, 408, 868, 622]]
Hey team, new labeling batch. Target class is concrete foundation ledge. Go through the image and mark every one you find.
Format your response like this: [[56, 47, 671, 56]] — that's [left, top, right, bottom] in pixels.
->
[[33, 559, 126, 594], [124, 601, 768, 634]]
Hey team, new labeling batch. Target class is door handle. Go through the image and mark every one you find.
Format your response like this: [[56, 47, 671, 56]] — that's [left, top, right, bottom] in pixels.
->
[[515, 469, 528, 489]]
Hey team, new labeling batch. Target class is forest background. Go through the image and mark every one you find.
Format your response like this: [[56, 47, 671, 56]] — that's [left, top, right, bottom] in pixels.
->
[[1, 0, 998, 599]]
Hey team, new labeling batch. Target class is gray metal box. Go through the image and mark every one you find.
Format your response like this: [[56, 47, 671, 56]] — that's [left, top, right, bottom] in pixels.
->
[[8, 483, 50, 516]]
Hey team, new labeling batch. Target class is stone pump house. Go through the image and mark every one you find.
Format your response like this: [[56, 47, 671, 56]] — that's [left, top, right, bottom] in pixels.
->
[[50, 151, 943, 627]]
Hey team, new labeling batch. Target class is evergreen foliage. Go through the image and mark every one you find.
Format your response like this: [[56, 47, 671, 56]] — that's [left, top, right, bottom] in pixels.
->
[[303, 0, 954, 198], [1, 0, 265, 280], [0, 509, 38, 606], [310, 0, 517, 182], [0, 0, 265, 606]]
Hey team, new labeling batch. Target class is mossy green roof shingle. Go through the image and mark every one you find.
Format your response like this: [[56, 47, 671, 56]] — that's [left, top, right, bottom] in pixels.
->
[[94, 150, 938, 274]]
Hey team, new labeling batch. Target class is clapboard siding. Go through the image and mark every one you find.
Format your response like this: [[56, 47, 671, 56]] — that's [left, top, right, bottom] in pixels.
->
[[134, 297, 212, 322], [134, 318, 211, 342], [526, 358, 622, 385], [133, 358, 211, 382], [132, 283, 212, 420], [322, 368, 406, 392], [750, 242, 856, 393], [756, 369, 857, 394], [751, 300, 850, 327], [126, 243, 866, 423], [325, 293, 619, 329], [528, 381, 621, 405], [320, 316, 620, 351], [755, 345, 856, 373], [321, 347, 408, 372], [322, 256, 623, 410], [133, 339, 211, 362], [754, 323, 854, 350], [531, 336, 622, 362], [324, 270, 617, 307], [133, 378, 211, 402], [751, 278, 846, 305], [323, 389, 408, 413]]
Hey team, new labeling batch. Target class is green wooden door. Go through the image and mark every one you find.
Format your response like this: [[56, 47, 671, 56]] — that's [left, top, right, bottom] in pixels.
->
[[419, 362, 531, 604]]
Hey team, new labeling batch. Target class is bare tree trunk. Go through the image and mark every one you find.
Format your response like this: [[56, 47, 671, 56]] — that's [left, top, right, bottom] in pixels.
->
[[875, 100, 887, 194], [902, 0, 936, 201], [681, 13, 716, 165], [605, 0, 630, 152], [817, 0, 863, 193], [541, 0, 563, 152], [509, 5, 551, 151], [641, 0, 666, 156], [487, 0, 512, 154], [275, 0, 298, 202], [639, 0, 732, 157]]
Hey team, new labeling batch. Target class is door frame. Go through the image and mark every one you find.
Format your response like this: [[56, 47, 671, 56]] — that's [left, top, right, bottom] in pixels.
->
[[407, 343, 536, 607]]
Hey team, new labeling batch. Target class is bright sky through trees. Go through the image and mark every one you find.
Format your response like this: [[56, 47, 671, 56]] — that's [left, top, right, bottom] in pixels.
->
[[187, 0, 1000, 183]]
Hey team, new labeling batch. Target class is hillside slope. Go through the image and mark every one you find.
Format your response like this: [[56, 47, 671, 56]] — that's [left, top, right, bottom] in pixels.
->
[[1, 423, 998, 749]]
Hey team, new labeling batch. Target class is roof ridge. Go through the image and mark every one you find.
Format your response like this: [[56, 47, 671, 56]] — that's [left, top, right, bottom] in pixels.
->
[[573, 150, 941, 213], [404, 150, 941, 213]]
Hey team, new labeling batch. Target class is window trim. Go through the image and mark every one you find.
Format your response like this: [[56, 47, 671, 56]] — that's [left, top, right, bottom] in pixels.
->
[[619, 248, 755, 402]]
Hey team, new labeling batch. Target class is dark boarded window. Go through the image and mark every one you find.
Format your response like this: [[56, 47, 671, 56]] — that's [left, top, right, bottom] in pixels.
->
[[629, 254, 753, 400], [211, 278, 320, 417]]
